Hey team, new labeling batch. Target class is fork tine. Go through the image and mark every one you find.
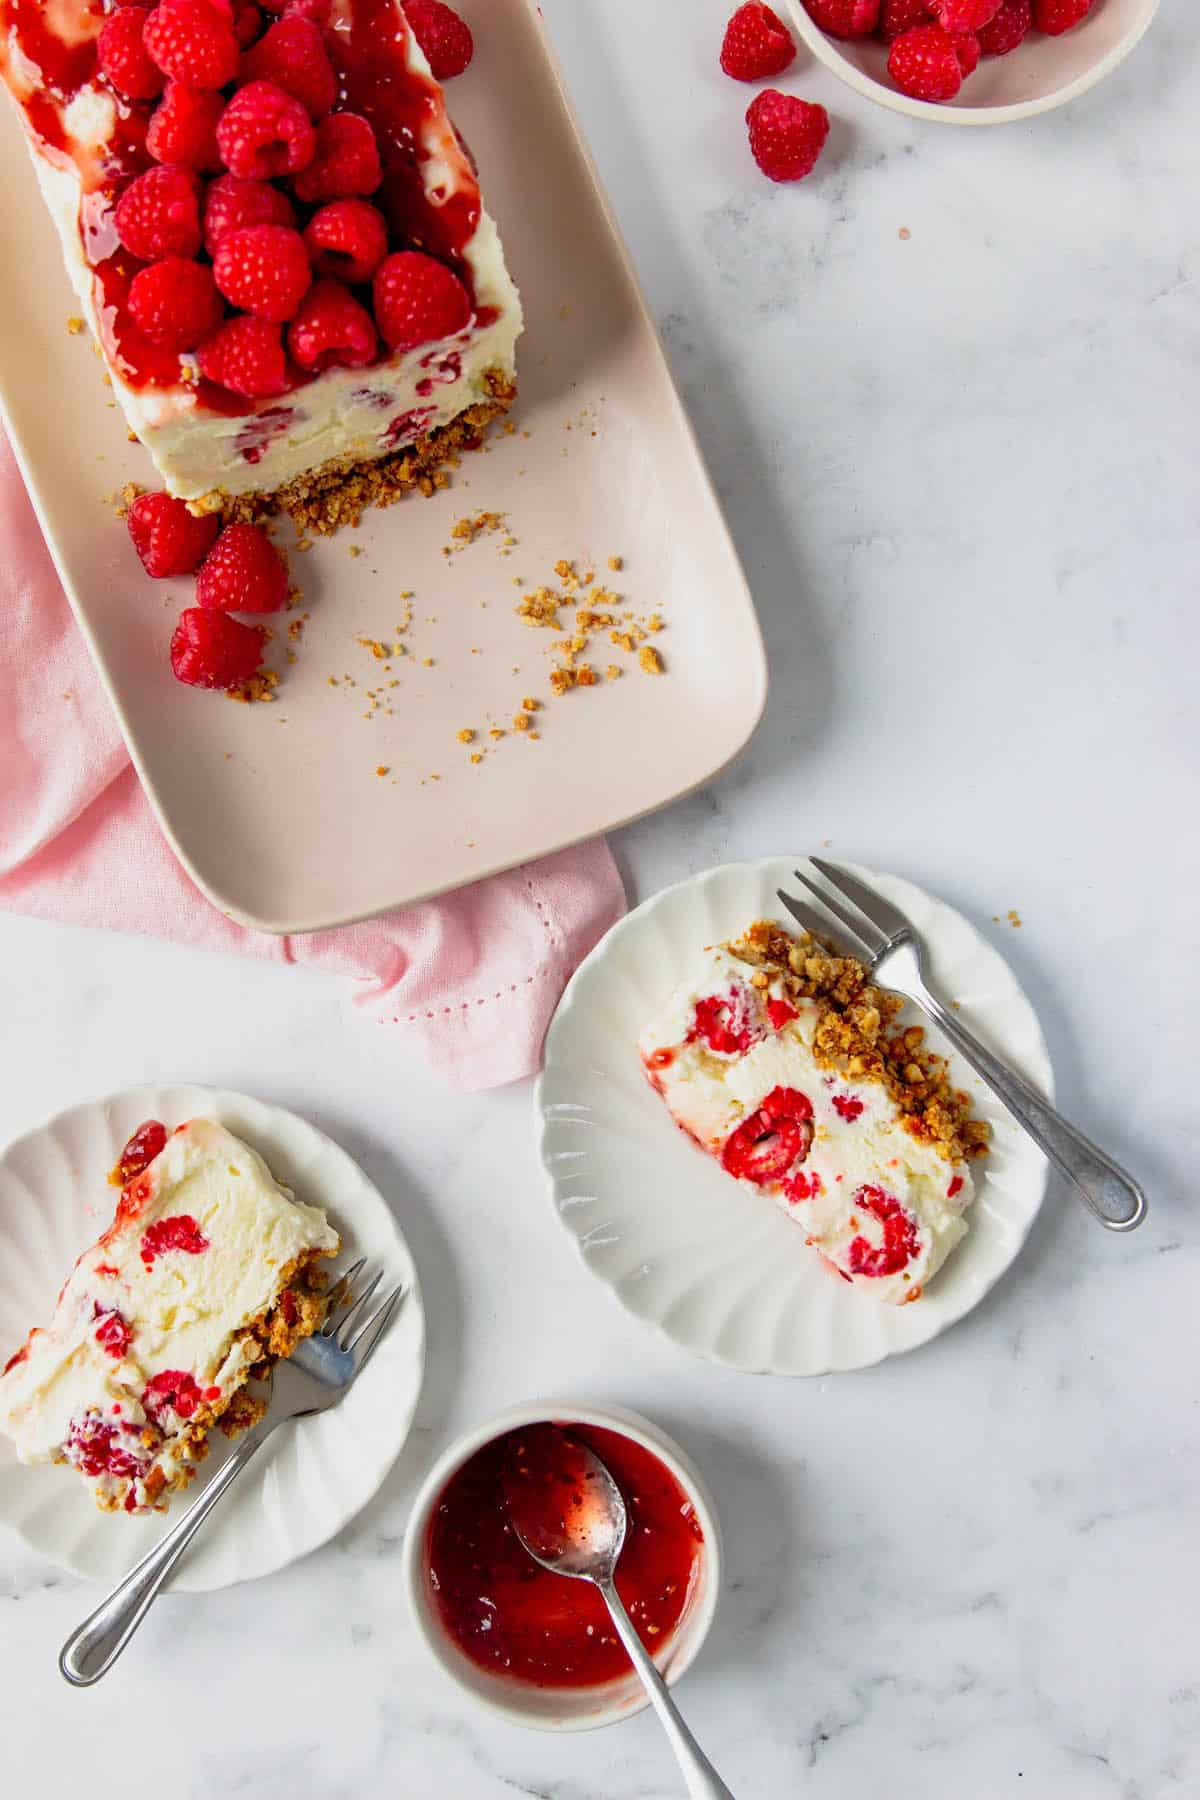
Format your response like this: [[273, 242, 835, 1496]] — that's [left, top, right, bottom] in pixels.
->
[[809, 857, 912, 943], [347, 1284, 405, 1370], [320, 1255, 366, 1336], [335, 1267, 383, 1350], [776, 888, 853, 951], [791, 868, 885, 957]]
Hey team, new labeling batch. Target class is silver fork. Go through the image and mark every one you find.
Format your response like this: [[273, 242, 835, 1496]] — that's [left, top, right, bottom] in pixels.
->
[[778, 858, 1147, 1233], [60, 1258, 406, 1687]]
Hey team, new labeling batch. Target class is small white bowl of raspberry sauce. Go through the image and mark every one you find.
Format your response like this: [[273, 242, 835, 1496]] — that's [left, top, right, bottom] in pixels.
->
[[403, 1401, 722, 1730], [783, 0, 1158, 126]]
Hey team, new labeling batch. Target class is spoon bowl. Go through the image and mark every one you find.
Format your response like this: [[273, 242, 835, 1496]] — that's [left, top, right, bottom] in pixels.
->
[[502, 1424, 627, 1580]]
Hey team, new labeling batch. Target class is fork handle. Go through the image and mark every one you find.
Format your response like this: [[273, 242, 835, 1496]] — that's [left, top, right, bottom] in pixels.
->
[[59, 1417, 276, 1687], [903, 981, 1147, 1232]]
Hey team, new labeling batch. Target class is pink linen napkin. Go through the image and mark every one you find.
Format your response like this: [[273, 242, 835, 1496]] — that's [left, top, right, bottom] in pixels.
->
[[0, 433, 625, 1089]]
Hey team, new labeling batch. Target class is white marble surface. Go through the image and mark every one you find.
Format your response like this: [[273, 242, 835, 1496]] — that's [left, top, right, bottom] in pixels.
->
[[2, 3, 1197, 1794]]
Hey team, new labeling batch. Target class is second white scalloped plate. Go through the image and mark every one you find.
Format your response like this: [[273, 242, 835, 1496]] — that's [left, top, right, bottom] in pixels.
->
[[0, 1086, 424, 1590], [537, 861, 1052, 1377]]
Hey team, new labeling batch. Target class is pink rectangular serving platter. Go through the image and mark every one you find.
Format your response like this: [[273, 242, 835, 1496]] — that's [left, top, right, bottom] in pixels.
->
[[0, 0, 766, 934]]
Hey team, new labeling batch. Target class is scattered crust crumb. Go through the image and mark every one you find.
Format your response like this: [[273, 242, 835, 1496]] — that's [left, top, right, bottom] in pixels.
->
[[457, 728, 475, 744], [67, 316, 84, 335], [375, 765, 389, 777], [639, 644, 665, 675], [513, 711, 531, 731]]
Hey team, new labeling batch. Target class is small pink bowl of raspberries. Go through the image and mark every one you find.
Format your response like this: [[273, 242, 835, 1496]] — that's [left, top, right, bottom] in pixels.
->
[[782, 0, 1157, 123]]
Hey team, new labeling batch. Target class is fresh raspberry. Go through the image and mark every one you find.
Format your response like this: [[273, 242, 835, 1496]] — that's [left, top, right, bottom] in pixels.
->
[[239, 14, 335, 116], [127, 256, 223, 350], [951, 29, 981, 71], [196, 521, 289, 612], [846, 1185, 920, 1279], [287, 278, 377, 370], [147, 81, 225, 170], [114, 164, 201, 260], [97, 7, 166, 100], [688, 989, 763, 1056], [745, 89, 829, 183], [290, 111, 381, 201], [831, 1093, 865, 1122], [887, 22, 964, 98], [93, 1305, 133, 1359], [931, 0, 998, 27], [202, 172, 295, 256], [302, 198, 387, 282], [127, 490, 220, 576], [802, 0, 879, 37], [233, 0, 263, 43], [139, 1213, 210, 1268], [213, 221, 311, 319], [372, 250, 471, 351], [403, 0, 473, 79], [143, 0, 240, 87], [217, 78, 316, 179], [721, 1087, 815, 1186], [170, 607, 266, 687], [197, 314, 289, 394], [1033, 0, 1092, 32], [719, 3, 796, 80], [879, 0, 933, 36], [977, 0, 1031, 51]]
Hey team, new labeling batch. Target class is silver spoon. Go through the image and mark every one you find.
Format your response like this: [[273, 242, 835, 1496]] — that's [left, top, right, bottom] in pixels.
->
[[503, 1426, 735, 1799]]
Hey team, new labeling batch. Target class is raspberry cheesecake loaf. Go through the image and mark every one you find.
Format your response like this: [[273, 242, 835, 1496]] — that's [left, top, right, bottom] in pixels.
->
[[639, 920, 990, 1304], [0, 1118, 338, 1515], [0, 0, 522, 531]]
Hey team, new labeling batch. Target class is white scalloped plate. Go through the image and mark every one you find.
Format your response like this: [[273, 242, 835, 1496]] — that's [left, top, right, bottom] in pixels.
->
[[537, 861, 1052, 1377], [0, 1086, 424, 1590]]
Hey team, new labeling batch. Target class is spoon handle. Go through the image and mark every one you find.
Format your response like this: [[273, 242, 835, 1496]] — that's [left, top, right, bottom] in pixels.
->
[[599, 1577, 735, 1799]]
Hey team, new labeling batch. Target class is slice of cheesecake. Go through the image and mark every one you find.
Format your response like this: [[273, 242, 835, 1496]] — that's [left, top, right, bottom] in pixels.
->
[[0, 1117, 338, 1515], [0, 0, 522, 532]]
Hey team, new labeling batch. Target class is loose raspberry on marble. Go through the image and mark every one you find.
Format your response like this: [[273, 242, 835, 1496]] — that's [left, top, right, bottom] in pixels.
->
[[303, 198, 388, 283], [115, 164, 202, 260], [239, 14, 336, 116], [951, 29, 981, 72], [214, 221, 311, 319], [746, 89, 829, 183], [202, 173, 295, 256], [143, 0, 240, 87], [127, 490, 220, 576], [372, 250, 471, 351], [233, 0, 263, 44], [217, 78, 316, 178], [977, 0, 1031, 51], [722, 1086, 815, 1185], [196, 521, 289, 612], [404, 0, 474, 79], [931, 0, 998, 27], [139, 1213, 210, 1268], [879, 0, 933, 36], [719, 3, 796, 80], [127, 256, 223, 350], [887, 22, 964, 98], [170, 606, 267, 687], [147, 80, 225, 170], [1032, 0, 1092, 31], [287, 278, 378, 370], [291, 111, 382, 201], [97, 7, 166, 100], [802, 0, 879, 36], [846, 1184, 920, 1278], [197, 313, 289, 394]]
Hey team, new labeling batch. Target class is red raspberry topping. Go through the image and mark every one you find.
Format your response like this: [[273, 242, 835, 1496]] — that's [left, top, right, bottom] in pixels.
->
[[287, 278, 378, 370], [196, 521, 289, 612], [947, 1173, 965, 1198], [144, 1370, 205, 1419], [217, 78, 316, 179], [846, 1185, 920, 1278], [240, 14, 336, 116], [931, 0, 998, 26], [1032, 0, 1091, 32], [722, 1086, 815, 1186], [128, 490, 220, 577], [97, 7, 166, 100], [879, 0, 934, 35], [977, 0, 1030, 51], [403, 0, 474, 80], [687, 988, 762, 1057], [234, 0, 264, 44], [303, 198, 388, 283], [887, 23, 964, 98], [115, 164, 202, 261], [197, 313, 289, 394], [291, 110, 381, 201], [127, 256, 223, 350], [93, 1305, 134, 1359], [171, 607, 267, 687], [214, 221, 311, 319], [802, 0, 879, 36], [746, 89, 829, 183], [951, 29, 981, 70], [831, 1093, 865, 1122], [143, 0, 240, 86], [115, 1120, 168, 1184], [720, 3, 796, 80], [140, 1213, 210, 1268], [372, 250, 471, 351], [765, 997, 798, 1031], [202, 173, 295, 256], [147, 81, 225, 171]]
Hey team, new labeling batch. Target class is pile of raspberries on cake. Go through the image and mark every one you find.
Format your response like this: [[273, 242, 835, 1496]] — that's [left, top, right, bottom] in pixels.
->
[[722, 1, 1102, 182]]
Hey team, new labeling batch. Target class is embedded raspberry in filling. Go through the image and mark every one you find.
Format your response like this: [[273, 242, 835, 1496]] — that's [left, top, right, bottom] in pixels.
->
[[846, 1185, 921, 1278], [143, 1369, 206, 1419], [722, 1085, 814, 1184], [114, 1120, 168, 1185], [66, 1412, 149, 1482], [783, 1168, 824, 1203], [947, 1174, 964, 1199], [139, 1214, 210, 1269], [765, 998, 797, 1030], [831, 1094, 865, 1123], [688, 988, 763, 1056], [93, 1304, 133, 1359]]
